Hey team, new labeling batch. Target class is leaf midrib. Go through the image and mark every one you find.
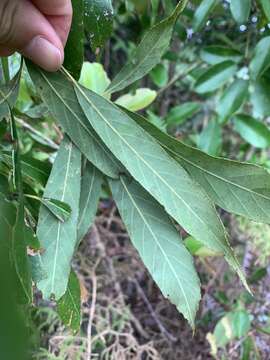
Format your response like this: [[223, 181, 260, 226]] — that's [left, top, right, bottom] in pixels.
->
[[120, 177, 193, 324], [76, 84, 228, 253], [162, 141, 270, 203], [51, 143, 73, 295]]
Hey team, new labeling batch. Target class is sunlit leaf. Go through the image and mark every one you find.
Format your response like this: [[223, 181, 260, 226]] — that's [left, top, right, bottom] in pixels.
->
[[115, 88, 157, 111], [192, 0, 218, 32], [106, 0, 188, 94], [250, 36, 270, 80], [230, 0, 251, 24]]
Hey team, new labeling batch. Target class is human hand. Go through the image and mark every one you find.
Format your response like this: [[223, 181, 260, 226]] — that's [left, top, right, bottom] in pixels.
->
[[0, 0, 72, 71]]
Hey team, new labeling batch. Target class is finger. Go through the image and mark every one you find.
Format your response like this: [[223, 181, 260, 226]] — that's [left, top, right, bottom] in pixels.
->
[[0, 0, 64, 71], [0, 47, 15, 57], [32, 0, 72, 45]]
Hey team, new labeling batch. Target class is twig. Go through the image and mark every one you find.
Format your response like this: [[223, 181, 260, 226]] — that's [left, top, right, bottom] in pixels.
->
[[133, 278, 177, 342], [87, 261, 99, 360]]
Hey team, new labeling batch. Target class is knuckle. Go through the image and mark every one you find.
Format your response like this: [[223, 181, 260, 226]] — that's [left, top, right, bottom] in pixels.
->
[[0, 0, 19, 45]]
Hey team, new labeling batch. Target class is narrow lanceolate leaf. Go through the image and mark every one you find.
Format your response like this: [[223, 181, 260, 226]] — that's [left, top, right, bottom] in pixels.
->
[[259, 0, 270, 22], [251, 77, 270, 118], [194, 61, 237, 94], [10, 111, 32, 304], [84, 0, 114, 51], [230, 0, 251, 24], [57, 271, 81, 333], [131, 113, 270, 225], [75, 85, 244, 284], [27, 62, 120, 178], [217, 79, 249, 124], [37, 136, 81, 300], [77, 161, 103, 242], [233, 114, 270, 149], [0, 66, 21, 120], [250, 37, 270, 81], [192, 0, 218, 32], [110, 176, 201, 328], [105, 0, 188, 94], [41, 198, 72, 223], [64, 0, 84, 80]]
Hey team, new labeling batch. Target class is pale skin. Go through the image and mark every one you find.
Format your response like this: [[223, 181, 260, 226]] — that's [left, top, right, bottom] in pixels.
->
[[0, 0, 72, 72]]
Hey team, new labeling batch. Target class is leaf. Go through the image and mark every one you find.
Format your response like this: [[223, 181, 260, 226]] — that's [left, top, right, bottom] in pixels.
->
[[251, 77, 270, 118], [84, 0, 114, 52], [79, 62, 111, 95], [77, 161, 103, 242], [217, 79, 249, 124], [57, 271, 81, 333], [75, 85, 245, 284], [132, 114, 270, 225], [194, 61, 237, 94], [150, 63, 169, 87], [110, 176, 201, 328], [250, 36, 270, 81], [105, 0, 188, 94], [200, 46, 242, 65], [184, 236, 222, 257], [9, 110, 32, 304], [192, 0, 218, 32], [0, 67, 21, 120], [234, 114, 270, 149], [0, 193, 32, 304], [259, 0, 270, 21], [27, 62, 121, 178], [166, 102, 201, 126], [37, 136, 81, 300], [41, 198, 72, 222], [29, 254, 47, 283], [63, 0, 84, 80], [230, 0, 251, 24], [115, 88, 157, 111], [197, 118, 222, 156]]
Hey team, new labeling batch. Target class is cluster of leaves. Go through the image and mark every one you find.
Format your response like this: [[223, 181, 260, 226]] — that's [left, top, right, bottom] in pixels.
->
[[1, 0, 270, 339]]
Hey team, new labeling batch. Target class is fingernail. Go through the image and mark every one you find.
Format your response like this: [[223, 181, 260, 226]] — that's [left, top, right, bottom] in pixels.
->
[[23, 36, 63, 72]]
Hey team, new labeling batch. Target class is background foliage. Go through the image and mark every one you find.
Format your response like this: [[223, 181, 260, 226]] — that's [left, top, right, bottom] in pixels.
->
[[1, 0, 270, 358]]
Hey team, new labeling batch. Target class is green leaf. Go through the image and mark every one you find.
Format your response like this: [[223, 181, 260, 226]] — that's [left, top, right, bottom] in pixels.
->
[[195, 61, 237, 94], [41, 198, 72, 223], [197, 118, 222, 156], [259, 0, 270, 21], [9, 110, 32, 304], [0, 193, 32, 304], [110, 176, 201, 328], [30, 254, 47, 283], [37, 136, 81, 300], [105, 0, 188, 94], [57, 271, 81, 333], [192, 0, 218, 32], [234, 114, 270, 149], [84, 0, 114, 52], [150, 63, 169, 87], [75, 85, 245, 284], [27, 63, 120, 178], [217, 79, 249, 124], [132, 115, 270, 225], [251, 77, 270, 118], [200, 46, 242, 65], [0, 66, 21, 120], [166, 102, 201, 126], [230, 0, 251, 24], [79, 62, 111, 95], [250, 36, 270, 81], [63, 0, 84, 80], [115, 88, 157, 111], [77, 161, 102, 242], [184, 236, 222, 257]]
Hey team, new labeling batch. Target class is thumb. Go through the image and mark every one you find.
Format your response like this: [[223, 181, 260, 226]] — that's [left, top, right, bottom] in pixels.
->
[[0, 0, 64, 71]]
